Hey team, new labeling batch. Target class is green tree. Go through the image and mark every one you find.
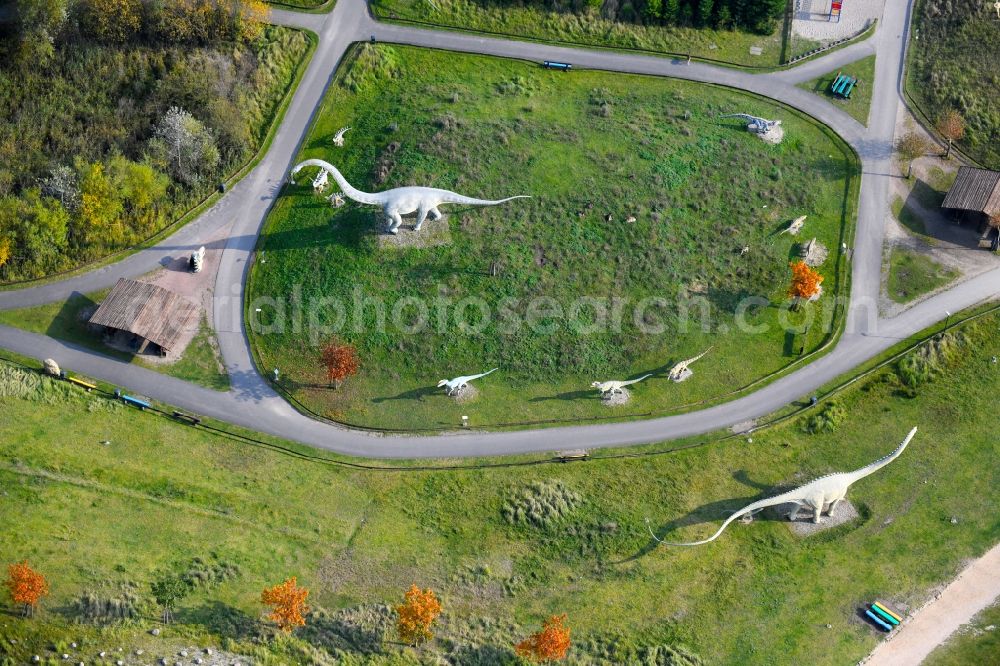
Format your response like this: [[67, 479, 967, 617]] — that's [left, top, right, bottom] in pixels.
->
[[0, 189, 69, 278], [150, 573, 188, 624], [107, 156, 169, 231], [7, 0, 68, 65]]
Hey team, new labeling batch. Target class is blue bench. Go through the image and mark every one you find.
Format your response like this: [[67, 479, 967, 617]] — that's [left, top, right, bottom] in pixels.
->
[[116, 390, 151, 410], [543, 61, 572, 71]]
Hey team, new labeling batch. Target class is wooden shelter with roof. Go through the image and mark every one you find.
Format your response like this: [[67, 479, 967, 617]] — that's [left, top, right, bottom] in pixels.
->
[[88, 278, 199, 357], [941, 167, 1000, 229]]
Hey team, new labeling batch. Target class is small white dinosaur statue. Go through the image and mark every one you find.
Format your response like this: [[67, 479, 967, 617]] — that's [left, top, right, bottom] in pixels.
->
[[591, 374, 652, 396], [653, 427, 917, 546], [780, 215, 808, 236], [332, 127, 350, 147], [437, 368, 498, 396], [667, 347, 712, 382], [312, 168, 329, 192], [289, 159, 529, 234]]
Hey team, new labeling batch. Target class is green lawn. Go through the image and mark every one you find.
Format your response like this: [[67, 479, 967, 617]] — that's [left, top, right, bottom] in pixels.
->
[[887, 248, 956, 304], [1, 306, 999, 664], [248, 44, 858, 430], [798, 55, 875, 126], [905, 0, 1000, 168], [0, 291, 229, 391], [371, 0, 788, 67], [925, 602, 1000, 666]]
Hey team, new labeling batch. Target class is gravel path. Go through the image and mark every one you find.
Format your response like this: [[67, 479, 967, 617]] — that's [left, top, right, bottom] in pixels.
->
[[862, 542, 1000, 665]]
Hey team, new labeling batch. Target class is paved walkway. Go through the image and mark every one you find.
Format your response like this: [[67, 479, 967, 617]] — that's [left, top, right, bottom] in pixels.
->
[[863, 542, 1000, 665], [3, 0, 997, 459]]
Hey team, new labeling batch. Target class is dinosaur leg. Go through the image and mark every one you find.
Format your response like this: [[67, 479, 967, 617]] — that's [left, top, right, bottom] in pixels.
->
[[386, 210, 404, 234], [812, 504, 823, 523], [413, 208, 429, 232], [787, 502, 802, 521], [825, 498, 841, 516], [429, 206, 443, 221]]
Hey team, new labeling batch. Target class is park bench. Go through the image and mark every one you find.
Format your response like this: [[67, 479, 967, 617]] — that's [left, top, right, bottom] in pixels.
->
[[66, 376, 97, 392]]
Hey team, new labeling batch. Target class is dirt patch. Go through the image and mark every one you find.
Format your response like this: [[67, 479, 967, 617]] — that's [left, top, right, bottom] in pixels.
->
[[376, 215, 452, 249], [780, 499, 859, 537], [451, 384, 479, 403], [601, 387, 632, 406], [793, 0, 882, 43]]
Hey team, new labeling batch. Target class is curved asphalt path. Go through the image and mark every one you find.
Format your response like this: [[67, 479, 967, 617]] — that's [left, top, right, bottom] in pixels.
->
[[2, 0, 996, 458]]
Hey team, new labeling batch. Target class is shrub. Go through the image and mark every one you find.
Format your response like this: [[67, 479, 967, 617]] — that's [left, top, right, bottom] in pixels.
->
[[74, 582, 143, 622], [502, 480, 582, 527], [803, 401, 846, 434], [896, 331, 965, 388]]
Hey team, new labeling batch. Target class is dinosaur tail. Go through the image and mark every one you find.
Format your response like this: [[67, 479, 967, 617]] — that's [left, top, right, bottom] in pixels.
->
[[848, 427, 917, 482], [478, 368, 499, 379], [289, 159, 382, 206], [626, 374, 653, 386], [652, 489, 803, 546], [439, 193, 531, 207]]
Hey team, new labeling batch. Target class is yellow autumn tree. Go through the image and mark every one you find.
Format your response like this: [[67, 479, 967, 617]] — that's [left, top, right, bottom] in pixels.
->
[[0, 236, 11, 269], [83, 0, 142, 43]]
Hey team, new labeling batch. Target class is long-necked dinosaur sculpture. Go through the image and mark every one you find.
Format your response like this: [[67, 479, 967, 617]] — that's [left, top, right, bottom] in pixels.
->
[[651, 427, 917, 546], [289, 159, 529, 234]]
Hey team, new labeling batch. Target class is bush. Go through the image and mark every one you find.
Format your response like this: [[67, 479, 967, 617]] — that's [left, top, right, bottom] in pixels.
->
[[74, 582, 143, 622], [896, 331, 965, 389], [501, 480, 582, 527], [803, 401, 846, 434]]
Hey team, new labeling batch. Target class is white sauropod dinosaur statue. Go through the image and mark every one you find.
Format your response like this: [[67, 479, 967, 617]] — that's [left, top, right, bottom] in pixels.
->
[[652, 427, 917, 546], [289, 159, 529, 234], [332, 127, 350, 147], [437, 368, 498, 396], [591, 374, 652, 396], [667, 347, 712, 382]]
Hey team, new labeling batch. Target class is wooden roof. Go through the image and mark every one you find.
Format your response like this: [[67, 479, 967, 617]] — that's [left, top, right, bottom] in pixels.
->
[[941, 167, 1000, 216], [88, 278, 198, 351]]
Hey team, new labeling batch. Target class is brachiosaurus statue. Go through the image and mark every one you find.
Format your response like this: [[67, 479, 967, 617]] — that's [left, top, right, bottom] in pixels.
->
[[437, 368, 498, 396], [652, 427, 917, 546], [289, 159, 529, 234], [667, 347, 712, 382], [591, 374, 652, 396]]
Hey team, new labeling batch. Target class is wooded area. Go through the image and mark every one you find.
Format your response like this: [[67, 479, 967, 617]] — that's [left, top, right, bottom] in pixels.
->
[[0, 1, 306, 282], [482, 0, 787, 33]]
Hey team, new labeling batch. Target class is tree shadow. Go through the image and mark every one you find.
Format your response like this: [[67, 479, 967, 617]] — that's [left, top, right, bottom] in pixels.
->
[[621, 472, 795, 562], [299, 612, 386, 655], [528, 389, 593, 403], [179, 601, 261, 641], [371, 385, 439, 404]]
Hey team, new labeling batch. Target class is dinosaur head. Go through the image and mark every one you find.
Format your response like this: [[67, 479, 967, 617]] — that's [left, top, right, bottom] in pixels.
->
[[590, 381, 603, 389], [436, 380, 450, 388]]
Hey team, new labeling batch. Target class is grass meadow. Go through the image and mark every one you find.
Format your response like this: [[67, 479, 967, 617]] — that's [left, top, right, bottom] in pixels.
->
[[248, 44, 858, 430], [1, 306, 999, 663]]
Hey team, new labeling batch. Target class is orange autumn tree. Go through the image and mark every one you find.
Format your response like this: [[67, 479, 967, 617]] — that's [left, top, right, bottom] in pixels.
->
[[260, 577, 310, 632], [516, 614, 572, 663], [320, 338, 360, 388], [787, 261, 823, 309], [5, 561, 49, 617], [395, 584, 442, 645]]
